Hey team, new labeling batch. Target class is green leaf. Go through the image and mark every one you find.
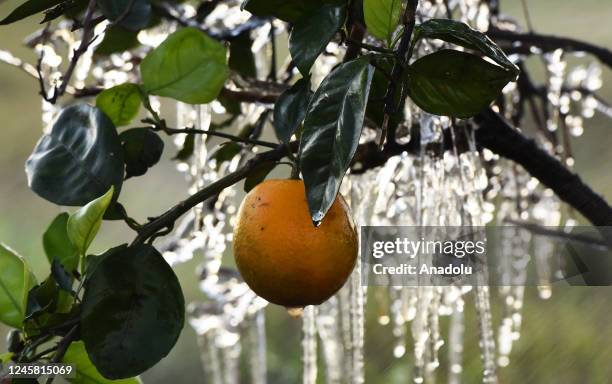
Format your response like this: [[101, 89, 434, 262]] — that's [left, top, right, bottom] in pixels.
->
[[0, 0, 66, 25], [407, 49, 515, 118], [244, 161, 277, 192], [95, 26, 139, 56], [119, 128, 164, 179], [81, 244, 184, 379], [289, 4, 346, 75], [97, 0, 151, 31], [67, 187, 115, 256], [415, 19, 519, 76], [51, 259, 74, 293], [141, 27, 228, 104], [43, 213, 79, 273], [300, 56, 374, 223], [172, 133, 195, 161], [243, 0, 344, 23], [63, 341, 142, 384], [229, 32, 257, 78], [25, 104, 125, 207], [95, 83, 142, 127], [363, 0, 402, 45], [273, 78, 312, 143], [0, 244, 35, 328]]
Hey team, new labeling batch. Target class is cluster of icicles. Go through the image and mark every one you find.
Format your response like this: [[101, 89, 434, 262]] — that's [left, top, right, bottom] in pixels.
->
[[12, 0, 609, 382]]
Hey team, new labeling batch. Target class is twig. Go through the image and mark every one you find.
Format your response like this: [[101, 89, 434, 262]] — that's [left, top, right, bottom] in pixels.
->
[[155, 126, 279, 148], [47, 0, 98, 104], [44, 325, 79, 384], [488, 28, 612, 69], [380, 0, 419, 150], [345, 38, 395, 54], [504, 219, 609, 250]]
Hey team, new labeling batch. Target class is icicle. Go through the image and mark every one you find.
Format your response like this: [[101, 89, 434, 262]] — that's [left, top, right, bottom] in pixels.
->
[[474, 284, 498, 384], [447, 298, 465, 384], [316, 298, 344, 384], [350, 262, 366, 384], [198, 333, 223, 384], [302, 306, 318, 384], [248, 310, 267, 384]]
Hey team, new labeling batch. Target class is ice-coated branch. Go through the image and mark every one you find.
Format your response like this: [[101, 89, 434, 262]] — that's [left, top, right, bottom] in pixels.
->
[[489, 28, 612, 69], [474, 109, 612, 226]]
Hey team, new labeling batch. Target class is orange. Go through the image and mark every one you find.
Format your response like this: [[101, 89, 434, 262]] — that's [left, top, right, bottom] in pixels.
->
[[232, 179, 358, 308]]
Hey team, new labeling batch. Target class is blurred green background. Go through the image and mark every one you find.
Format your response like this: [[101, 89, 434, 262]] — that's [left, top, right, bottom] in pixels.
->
[[0, 0, 611, 383]]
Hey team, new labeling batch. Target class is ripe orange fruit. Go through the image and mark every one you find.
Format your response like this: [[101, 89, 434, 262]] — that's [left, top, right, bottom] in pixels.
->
[[233, 179, 358, 308]]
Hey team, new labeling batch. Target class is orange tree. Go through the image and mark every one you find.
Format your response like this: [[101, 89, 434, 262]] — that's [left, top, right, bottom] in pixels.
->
[[0, 0, 611, 383]]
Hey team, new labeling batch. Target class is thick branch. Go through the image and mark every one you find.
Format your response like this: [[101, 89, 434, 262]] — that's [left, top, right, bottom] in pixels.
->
[[488, 29, 612, 69], [474, 109, 612, 226]]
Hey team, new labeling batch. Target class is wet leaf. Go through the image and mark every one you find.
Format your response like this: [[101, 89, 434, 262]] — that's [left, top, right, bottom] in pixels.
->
[[119, 128, 164, 179], [414, 19, 519, 76], [407, 49, 515, 118], [289, 4, 346, 75], [300, 57, 374, 223], [273, 77, 312, 143], [81, 244, 184, 379], [25, 104, 124, 207]]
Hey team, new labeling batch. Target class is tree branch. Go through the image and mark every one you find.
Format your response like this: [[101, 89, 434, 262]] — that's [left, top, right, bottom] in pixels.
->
[[132, 144, 297, 245], [488, 28, 612, 69], [380, 0, 419, 149], [155, 126, 280, 148], [474, 109, 612, 226]]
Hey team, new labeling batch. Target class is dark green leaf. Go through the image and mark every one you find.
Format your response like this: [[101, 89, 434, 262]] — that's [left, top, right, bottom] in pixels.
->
[[43, 213, 79, 273], [41, 0, 79, 23], [51, 259, 73, 293], [211, 142, 241, 169], [67, 187, 115, 256], [103, 201, 128, 221], [172, 133, 195, 161], [97, 0, 151, 31], [119, 128, 164, 178], [0, 0, 66, 25], [363, 0, 402, 45], [366, 57, 402, 128], [141, 27, 228, 104], [81, 244, 184, 379], [244, 161, 277, 192], [289, 4, 346, 75], [95, 83, 142, 127], [95, 26, 139, 56], [229, 32, 257, 78], [0, 244, 35, 328], [300, 56, 374, 223], [415, 19, 519, 76], [407, 49, 515, 118], [25, 104, 124, 207], [24, 281, 77, 337], [273, 77, 312, 143], [63, 341, 142, 384]]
